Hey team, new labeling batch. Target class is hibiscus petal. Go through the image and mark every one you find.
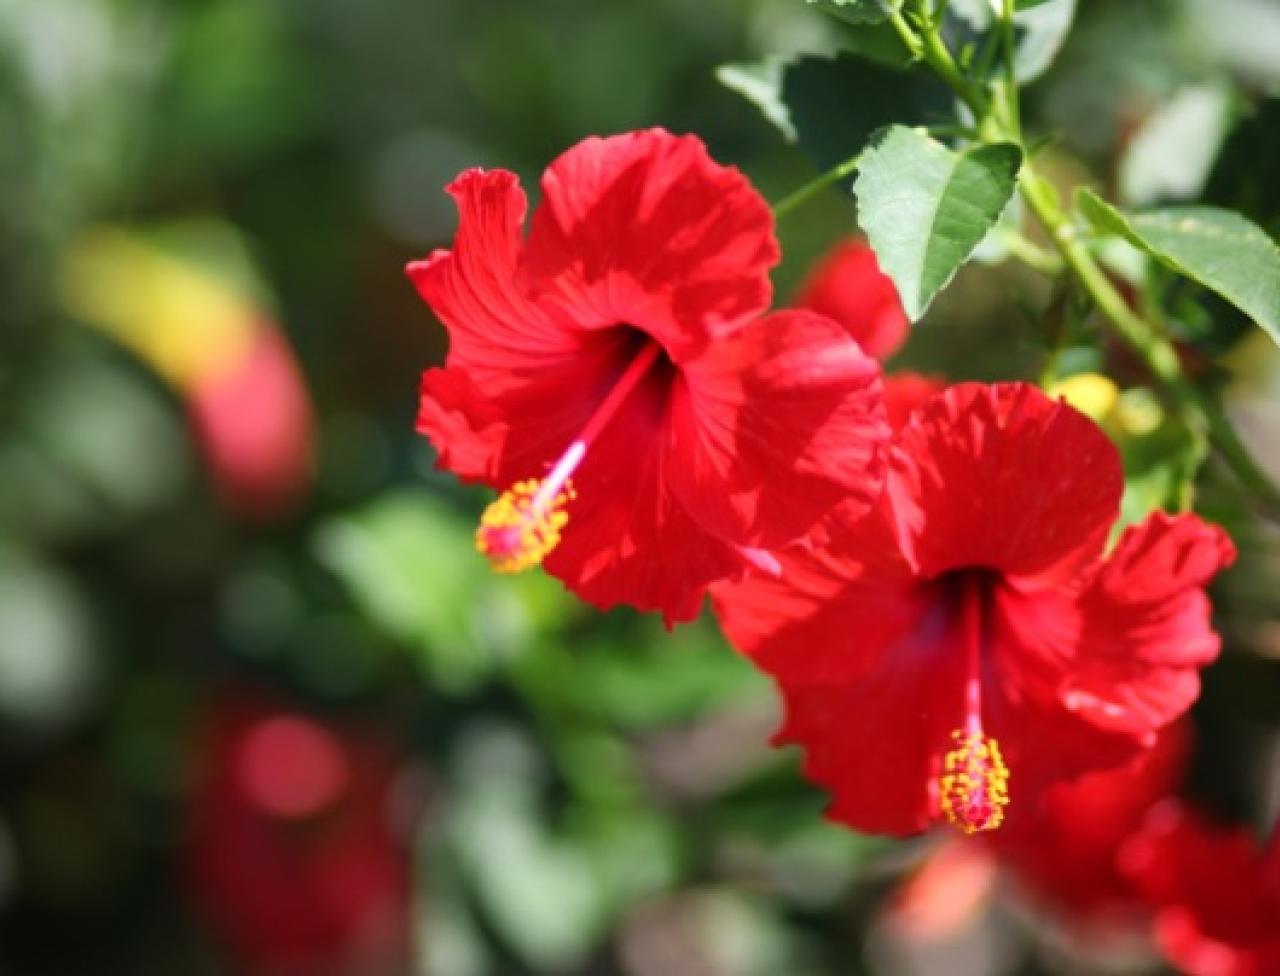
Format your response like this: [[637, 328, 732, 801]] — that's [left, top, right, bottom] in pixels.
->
[[417, 328, 635, 489], [892, 383, 1123, 583], [524, 129, 778, 361], [415, 368, 507, 482], [712, 516, 959, 835], [1062, 512, 1236, 736], [667, 310, 889, 550], [543, 362, 744, 624], [407, 168, 582, 393], [770, 607, 969, 836], [711, 507, 921, 683], [989, 584, 1152, 796]]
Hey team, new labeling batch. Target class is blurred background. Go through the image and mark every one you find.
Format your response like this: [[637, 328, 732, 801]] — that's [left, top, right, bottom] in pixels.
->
[[1, 0, 1278, 973]]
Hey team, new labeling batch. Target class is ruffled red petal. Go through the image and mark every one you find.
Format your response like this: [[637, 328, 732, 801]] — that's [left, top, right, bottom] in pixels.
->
[[891, 383, 1123, 584], [712, 514, 958, 836], [417, 327, 636, 489], [407, 170, 584, 389], [415, 368, 507, 483], [983, 585, 1143, 794], [411, 168, 613, 484], [1063, 512, 1236, 738], [524, 129, 778, 361], [667, 310, 889, 549], [794, 238, 910, 361]]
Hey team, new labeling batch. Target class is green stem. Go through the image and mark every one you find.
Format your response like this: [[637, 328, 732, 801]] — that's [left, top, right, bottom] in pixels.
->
[[890, 11, 988, 117], [997, 0, 1021, 138], [771, 152, 862, 219], [1018, 165, 1280, 515], [888, 10, 924, 58], [998, 228, 1064, 275]]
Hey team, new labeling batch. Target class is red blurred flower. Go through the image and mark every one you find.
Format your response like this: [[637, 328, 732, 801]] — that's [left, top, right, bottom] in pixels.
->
[[1120, 801, 1280, 976], [714, 382, 1234, 837], [187, 326, 314, 521], [884, 372, 947, 432], [794, 238, 910, 361], [790, 238, 941, 434], [184, 697, 411, 976], [409, 129, 889, 623], [989, 720, 1190, 926]]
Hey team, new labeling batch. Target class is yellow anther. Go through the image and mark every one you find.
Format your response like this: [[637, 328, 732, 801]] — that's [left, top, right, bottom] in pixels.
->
[[475, 478, 573, 574], [938, 728, 1010, 835]]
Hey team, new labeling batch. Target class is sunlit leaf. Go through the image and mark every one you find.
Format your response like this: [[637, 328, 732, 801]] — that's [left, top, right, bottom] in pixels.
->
[[855, 126, 1022, 319], [1077, 190, 1280, 348]]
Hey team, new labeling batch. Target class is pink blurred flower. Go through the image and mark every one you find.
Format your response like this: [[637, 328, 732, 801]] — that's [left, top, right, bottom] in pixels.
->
[[187, 325, 314, 521]]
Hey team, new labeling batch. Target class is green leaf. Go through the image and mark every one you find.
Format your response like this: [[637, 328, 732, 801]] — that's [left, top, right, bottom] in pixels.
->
[[1174, 97, 1280, 352], [854, 126, 1023, 320], [1015, 0, 1058, 8], [719, 52, 951, 179], [784, 55, 951, 174], [715, 59, 795, 142], [806, 0, 900, 25], [1077, 189, 1280, 347]]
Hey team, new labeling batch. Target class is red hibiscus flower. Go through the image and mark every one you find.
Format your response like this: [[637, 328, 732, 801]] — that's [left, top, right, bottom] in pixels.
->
[[1119, 800, 1280, 976], [410, 129, 888, 623], [989, 719, 1190, 927], [713, 382, 1235, 837], [794, 238, 910, 361]]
